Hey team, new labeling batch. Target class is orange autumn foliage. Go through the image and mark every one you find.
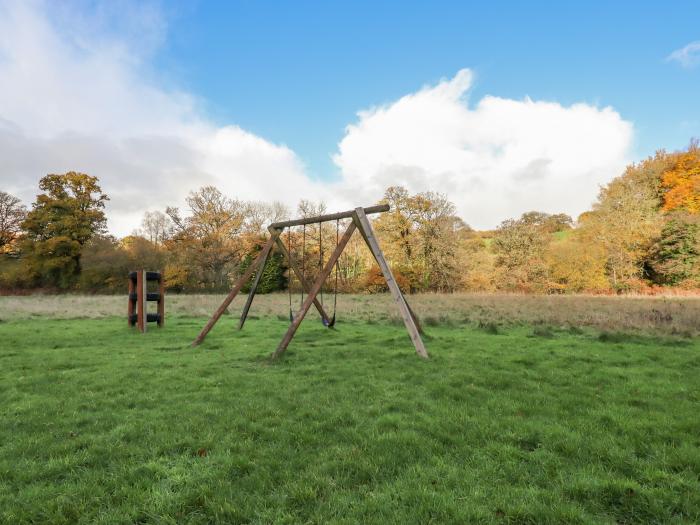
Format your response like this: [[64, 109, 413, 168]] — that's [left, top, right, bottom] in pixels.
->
[[662, 146, 700, 214]]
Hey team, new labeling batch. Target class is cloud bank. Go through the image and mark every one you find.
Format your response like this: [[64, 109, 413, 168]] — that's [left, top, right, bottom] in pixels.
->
[[0, 0, 633, 234], [0, 0, 327, 234], [334, 69, 633, 228]]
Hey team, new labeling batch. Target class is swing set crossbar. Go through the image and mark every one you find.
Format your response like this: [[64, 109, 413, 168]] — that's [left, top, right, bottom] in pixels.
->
[[269, 204, 389, 229]]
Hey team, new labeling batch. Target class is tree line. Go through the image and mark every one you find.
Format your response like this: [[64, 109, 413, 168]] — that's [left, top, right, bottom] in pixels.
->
[[1, 140, 698, 294]]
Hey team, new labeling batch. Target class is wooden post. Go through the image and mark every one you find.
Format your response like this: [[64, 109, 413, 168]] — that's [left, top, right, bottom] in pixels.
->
[[271, 221, 357, 359], [157, 272, 165, 327], [137, 270, 146, 333], [128, 274, 135, 327], [192, 231, 279, 346], [353, 208, 428, 359]]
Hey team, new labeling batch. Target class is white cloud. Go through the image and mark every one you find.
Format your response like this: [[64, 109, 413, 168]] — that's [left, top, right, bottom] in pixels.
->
[[0, 0, 331, 235], [0, 1, 634, 235], [667, 41, 700, 68], [333, 70, 633, 228]]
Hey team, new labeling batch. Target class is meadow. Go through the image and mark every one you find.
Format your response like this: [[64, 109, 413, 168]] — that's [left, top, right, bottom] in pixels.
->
[[1, 294, 699, 523], [2, 292, 700, 335]]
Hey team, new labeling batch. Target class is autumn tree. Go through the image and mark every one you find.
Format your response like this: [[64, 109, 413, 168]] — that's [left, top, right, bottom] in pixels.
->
[[21, 173, 108, 288], [492, 213, 552, 292], [243, 201, 289, 235], [140, 210, 173, 246], [545, 236, 608, 292], [518, 211, 573, 233], [458, 234, 497, 292], [580, 152, 671, 290], [166, 186, 247, 290], [661, 140, 700, 213], [374, 187, 464, 292], [0, 191, 27, 254]]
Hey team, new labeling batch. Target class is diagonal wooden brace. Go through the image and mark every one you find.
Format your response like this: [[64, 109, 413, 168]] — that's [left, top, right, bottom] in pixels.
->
[[237, 241, 274, 330], [238, 227, 332, 329], [271, 221, 357, 359], [271, 230, 331, 325], [192, 230, 279, 346], [353, 207, 428, 358]]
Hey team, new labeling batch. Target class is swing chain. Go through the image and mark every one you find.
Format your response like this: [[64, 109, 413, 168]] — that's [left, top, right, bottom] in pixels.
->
[[301, 224, 306, 306], [287, 227, 293, 323], [319, 221, 324, 308]]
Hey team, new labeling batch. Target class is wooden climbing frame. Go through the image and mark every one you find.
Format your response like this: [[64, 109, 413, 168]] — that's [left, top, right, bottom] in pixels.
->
[[191, 205, 428, 359], [128, 270, 165, 332]]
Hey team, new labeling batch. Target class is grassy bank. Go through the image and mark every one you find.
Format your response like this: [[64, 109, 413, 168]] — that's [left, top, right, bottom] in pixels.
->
[[1, 316, 699, 523]]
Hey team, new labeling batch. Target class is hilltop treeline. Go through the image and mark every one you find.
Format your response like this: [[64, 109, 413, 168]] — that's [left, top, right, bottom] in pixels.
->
[[1, 141, 698, 294]]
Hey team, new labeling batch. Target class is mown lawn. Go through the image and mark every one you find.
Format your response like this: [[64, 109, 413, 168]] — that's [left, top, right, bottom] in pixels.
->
[[1, 316, 699, 524]]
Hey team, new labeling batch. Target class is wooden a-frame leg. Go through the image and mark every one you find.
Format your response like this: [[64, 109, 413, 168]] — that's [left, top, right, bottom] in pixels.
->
[[404, 297, 424, 335], [353, 207, 429, 359], [238, 236, 276, 330], [270, 229, 331, 325], [240, 228, 331, 330], [271, 221, 357, 360], [239, 227, 332, 329], [192, 231, 279, 346]]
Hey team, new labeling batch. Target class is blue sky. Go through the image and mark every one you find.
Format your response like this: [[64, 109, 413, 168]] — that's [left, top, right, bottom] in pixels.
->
[[0, 0, 698, 234], [157, 0, 700, 179]]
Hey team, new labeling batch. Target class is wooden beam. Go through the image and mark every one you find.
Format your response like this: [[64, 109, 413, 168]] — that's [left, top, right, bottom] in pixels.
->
[[269, 227, 331, 325], [137, 270, 146, 333], [192, 231, 279, 346], [237, 241, 274, 330], [157, 270, 165, 327], [271, 221, 357, 359], [269, 204, 389, 229], [128, 273, 135, 327], [404, 297, 424, 335], [353, 207, 429, 359]]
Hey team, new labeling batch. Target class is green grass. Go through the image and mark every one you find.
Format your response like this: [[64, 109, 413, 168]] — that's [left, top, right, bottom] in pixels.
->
[[1, 316, 699, 524], [553, 230, 573, 241]]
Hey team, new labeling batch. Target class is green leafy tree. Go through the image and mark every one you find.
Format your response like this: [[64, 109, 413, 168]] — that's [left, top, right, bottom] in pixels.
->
[[21, 172, 108, 288], [78, 235, 130, 292], [648, 212, 700, 286], [240, 244, 287, 294]]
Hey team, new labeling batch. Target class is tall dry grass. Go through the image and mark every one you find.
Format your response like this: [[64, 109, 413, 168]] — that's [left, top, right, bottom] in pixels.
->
[[1, 292, 698, 335]]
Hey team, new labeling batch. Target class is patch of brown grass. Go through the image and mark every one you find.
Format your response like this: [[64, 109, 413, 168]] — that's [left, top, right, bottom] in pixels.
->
[[1, 292, 698, 335]]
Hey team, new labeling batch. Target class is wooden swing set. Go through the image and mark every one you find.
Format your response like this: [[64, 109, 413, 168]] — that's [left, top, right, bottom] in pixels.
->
[[191, 205, 428, 359]]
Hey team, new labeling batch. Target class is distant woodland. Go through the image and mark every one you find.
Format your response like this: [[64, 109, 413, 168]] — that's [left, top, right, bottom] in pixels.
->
[[1, 140, 698, 295]]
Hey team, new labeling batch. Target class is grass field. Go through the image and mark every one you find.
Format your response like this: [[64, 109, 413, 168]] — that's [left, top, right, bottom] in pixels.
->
[[1, 299, 699, 524]]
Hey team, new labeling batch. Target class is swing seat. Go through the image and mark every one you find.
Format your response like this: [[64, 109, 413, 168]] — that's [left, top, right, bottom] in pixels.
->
[[322, 314, 336, 328]]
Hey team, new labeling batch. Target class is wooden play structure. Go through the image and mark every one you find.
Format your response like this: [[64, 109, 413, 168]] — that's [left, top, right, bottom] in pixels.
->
[[128, 270, 165, 332], [192, 205, 429, 359]]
